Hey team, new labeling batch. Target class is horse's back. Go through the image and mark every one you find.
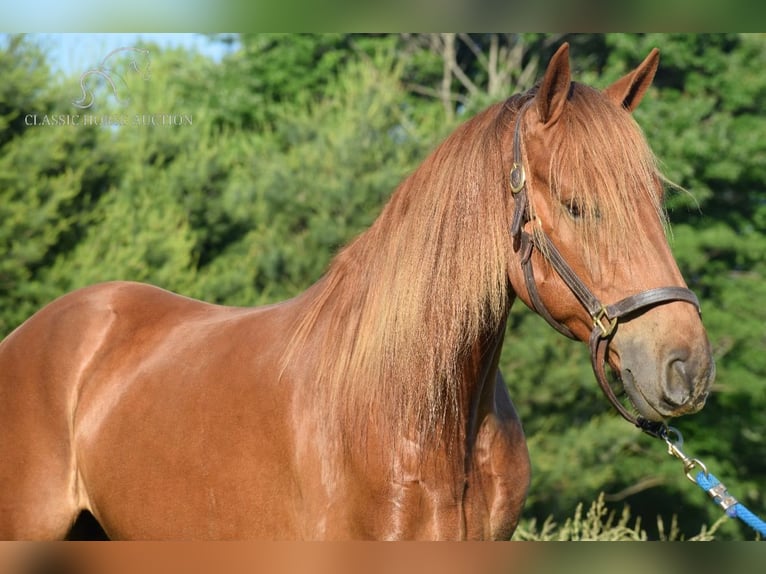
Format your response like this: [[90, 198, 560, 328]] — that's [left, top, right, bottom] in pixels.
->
[[0, 281, 302, 539]]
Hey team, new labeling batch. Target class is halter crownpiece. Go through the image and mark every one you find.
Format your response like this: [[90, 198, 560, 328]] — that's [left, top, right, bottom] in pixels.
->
[[508, 103, 701, 437]]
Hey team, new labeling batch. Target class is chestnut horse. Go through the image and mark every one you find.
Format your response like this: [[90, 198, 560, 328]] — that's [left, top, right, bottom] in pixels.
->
[[0, 44, 714, 540]]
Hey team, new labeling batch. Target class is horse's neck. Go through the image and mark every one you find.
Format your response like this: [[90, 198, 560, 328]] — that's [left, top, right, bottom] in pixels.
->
[[462, 318, 509, 440]]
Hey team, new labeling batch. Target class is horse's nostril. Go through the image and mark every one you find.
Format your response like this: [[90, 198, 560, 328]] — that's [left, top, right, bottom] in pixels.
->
[[663, 358, 692, 408], [672, 358, 687, 380]]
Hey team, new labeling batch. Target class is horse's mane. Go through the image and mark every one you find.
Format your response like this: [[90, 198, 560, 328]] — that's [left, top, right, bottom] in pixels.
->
[[281, 83, 666, 457]]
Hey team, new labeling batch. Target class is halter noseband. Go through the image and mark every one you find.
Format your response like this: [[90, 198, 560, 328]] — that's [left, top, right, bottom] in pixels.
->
[[509, 103, 700, 437]]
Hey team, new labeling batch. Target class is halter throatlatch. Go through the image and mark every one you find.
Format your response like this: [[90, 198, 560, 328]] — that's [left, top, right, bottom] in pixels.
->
[[509, 103, 701, 438]]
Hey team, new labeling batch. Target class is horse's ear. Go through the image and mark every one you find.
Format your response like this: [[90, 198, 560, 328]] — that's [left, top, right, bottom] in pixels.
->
[[536, 43, 571, 126], [603, 48, 660, 112]]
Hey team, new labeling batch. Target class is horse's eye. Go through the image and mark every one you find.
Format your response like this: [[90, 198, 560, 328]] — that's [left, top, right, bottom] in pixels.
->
[[564, 200, 584, 220], [563, 199, 599, 221]]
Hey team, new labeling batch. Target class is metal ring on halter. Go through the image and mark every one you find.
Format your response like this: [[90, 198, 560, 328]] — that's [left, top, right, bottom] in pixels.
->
[[663, 426, 709, 483], [510, 163, 526, 194]]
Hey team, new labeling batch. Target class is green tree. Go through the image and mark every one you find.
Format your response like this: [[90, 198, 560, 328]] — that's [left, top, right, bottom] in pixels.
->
[[207, 33, 355, 132], [41, 169, 197, 295], [0, 36, 120, 332], [192, 53, 440, 306]]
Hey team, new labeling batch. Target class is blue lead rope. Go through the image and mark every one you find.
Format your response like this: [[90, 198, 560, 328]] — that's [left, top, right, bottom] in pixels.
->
[[695, 471, 766, 538], [658, 426, 765, 539]]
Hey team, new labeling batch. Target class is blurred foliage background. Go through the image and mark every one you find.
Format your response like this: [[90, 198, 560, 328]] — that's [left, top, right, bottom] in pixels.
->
[[1, 33, 765, 540]]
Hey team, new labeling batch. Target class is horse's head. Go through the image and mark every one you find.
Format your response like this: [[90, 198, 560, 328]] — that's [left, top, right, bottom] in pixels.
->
[[506, 43, 714, 424]]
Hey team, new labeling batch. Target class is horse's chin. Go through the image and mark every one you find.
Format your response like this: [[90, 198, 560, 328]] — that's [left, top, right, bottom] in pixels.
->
[[619, 367, 667, 423]]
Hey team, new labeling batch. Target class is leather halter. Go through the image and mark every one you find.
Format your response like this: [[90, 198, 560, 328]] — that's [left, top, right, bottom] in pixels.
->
[[508, 103, 701, 438]]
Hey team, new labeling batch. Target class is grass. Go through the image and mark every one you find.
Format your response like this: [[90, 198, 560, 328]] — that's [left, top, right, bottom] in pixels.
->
[[512, 493, 728, 541]]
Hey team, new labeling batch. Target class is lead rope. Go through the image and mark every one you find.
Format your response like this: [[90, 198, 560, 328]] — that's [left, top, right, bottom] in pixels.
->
[[659, 425, 766, 538]]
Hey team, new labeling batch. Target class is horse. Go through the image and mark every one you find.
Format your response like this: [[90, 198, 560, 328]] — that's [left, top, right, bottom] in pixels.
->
[[0, 43, 715, 540]]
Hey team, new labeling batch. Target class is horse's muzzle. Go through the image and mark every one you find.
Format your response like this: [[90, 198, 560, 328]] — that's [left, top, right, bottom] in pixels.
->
[[619, 345, 715, 421]]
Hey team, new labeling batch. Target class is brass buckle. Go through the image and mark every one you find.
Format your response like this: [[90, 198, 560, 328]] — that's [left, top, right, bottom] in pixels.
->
[[510, 163, 525, 194], [592, 306, 617, 337]]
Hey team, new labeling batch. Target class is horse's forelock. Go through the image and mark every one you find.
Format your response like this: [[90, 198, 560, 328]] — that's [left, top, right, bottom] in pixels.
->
[[539, 83, 667, 262]]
